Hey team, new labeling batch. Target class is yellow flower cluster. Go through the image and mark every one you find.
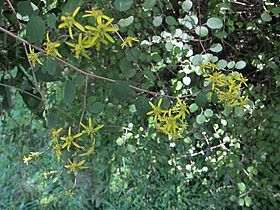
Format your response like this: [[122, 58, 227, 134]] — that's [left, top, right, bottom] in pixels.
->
[[206, 70, 248, 107], [50, 117, 103, 174], [23, 151, 42, 165], [27, 6, 139, 66], [147, 98, 189, 139]]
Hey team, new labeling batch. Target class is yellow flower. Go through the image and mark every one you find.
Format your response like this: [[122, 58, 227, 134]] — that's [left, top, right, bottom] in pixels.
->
[[160, 109, 179, 135], [23, 155, 32, 165], [66, 33, 91, 59], [79, 141, 96, 157], [43, 33, 62, 58], [173, 98, 190, 120], [58, 7, 85, 39], [83, 7, 111, 23], [200, 62, 219, 73], [85, 18, 118, 50], [205, 71, 224, 90], [27, 45, 43, 67], [80, 118, 104, 139], [29, 152, 42, 157], [121, 36, 139, 49], [64, 159, 88, 174], [147, 98, 165, 123], [61, 127, 83, 151], [50, 128, 63, 144], [236, 74, 248, 87], [53, 144, 62, 161]]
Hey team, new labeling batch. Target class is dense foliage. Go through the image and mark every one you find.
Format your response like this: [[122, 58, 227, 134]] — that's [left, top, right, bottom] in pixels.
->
[[0, 0, 280, 209]]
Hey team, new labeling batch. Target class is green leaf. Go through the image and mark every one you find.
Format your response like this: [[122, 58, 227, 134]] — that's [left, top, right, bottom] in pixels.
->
[[17, 1, 35, 16], [239, 198, 245, 206], [245, 196, 252, 207], [196, 114, 206, 124], [235, 61, 246, 69], [195, 93, 207, 107], [217, 59, 227, 69], [112, 81, 134, 101], [210, 43, 223, 53], [206, 17, 223, 29], [261, 11, 272, 22], [44, 58, 57, 75], [143, 0, 157, 9], [118, 16, 134, 27], [135, 96, 150, 117], [63, 79, 76, 106], [26, 15, 46, 43], [192, 54, 203, 65], [119, 58, 136, 78], [182, 76, 191, 85], [204, 109, 213, 118], [182, 0, 193, 12], [46, 111, 58, 128], [47, 13, 57, 29], [238, 182, 246, 193], [189, 103, 198, 113], [153, 16, 163, 27], [165, 16, 177, 26], [114, 0, 133, 12], [91, 102, 105, 114], [195, 26, 208, 37], [62, 0, 84, 14], [234, 106, 244, 117], [227, 61, 235, 69]]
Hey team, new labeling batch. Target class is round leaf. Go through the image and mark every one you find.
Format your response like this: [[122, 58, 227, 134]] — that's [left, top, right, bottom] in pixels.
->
[[210, 43, 223, 53], [261, 11, 272, 22], [118, 16, 134, 27], [153, 16, 163, 27], [143, 0, 157, 9], [235, 61, 246, 69], [217, 59, 227, 69], [26, 15, 46, 43], [183, 76, 191, 86], [182, 0, 193, 12], [165, 16, 177, 26], [204, 109, 213, 118], [195, 93, 207, 107], [196, 114, 206, 124], [189, 103, 198, 113], [206, 17, 223, 29], [195, 26, 208, 37], [114, 0, 133, 11]]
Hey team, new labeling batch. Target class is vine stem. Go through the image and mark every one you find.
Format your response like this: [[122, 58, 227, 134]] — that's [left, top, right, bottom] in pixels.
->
[[5, 0, 42, 98], [0, 26, 195, 99]]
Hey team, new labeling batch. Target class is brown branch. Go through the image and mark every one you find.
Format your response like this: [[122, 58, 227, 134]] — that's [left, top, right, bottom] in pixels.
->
[[0, 26, 195, 99]]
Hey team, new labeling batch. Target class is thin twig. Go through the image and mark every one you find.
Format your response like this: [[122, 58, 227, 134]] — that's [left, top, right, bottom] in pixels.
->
[[79, 76, 88, 131], [0, 26, 195, 99], [0, 82, 43, 101], [187, 142, 227, 157], [5, 0, 41, 96]]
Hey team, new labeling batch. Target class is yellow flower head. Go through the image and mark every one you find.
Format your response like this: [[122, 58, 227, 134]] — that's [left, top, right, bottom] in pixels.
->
[[173, 98, 190, 120], [80, 118, 104, 139], [85, 18, 118, 50], [83, 7, 111, 23], [147, 98, 165, 124], [66, 33, 91, 59], [121, 36, 139, 49], [79, 141, 96, 157], [205, 71, 224, 90], [43, 33, 62, 58], [27, 45, 43, 67], [23, 155, 32, 165], [64, 159, 88, 174], [160, 109, 179, 135], [61, 127, 83, 151], [58, 7, 85, 39]]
